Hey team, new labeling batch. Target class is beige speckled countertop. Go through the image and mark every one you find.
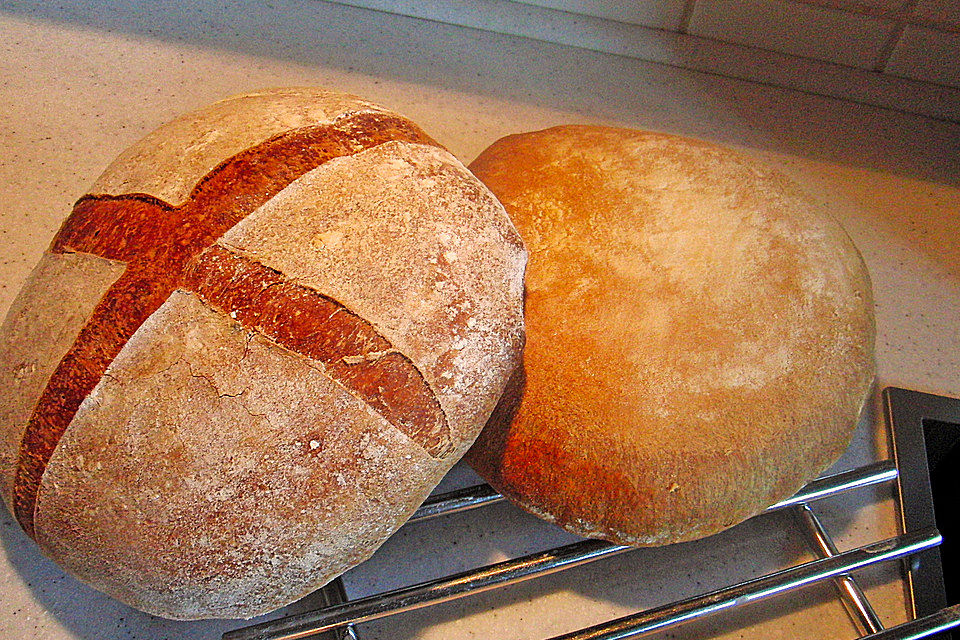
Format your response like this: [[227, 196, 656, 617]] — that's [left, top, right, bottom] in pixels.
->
[[1, 2, 959, 639]]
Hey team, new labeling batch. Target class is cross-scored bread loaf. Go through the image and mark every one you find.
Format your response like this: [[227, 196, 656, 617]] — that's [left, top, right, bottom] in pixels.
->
[[0, 88, 526, 619], [466, 125, 875, 546]]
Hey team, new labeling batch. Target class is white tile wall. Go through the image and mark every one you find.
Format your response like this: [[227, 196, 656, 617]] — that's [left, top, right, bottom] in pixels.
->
[[687, 0, 895, 68], [517, 0, 687, 30], [332, 0, 682, 60], [886, 24, 960, 88], [330, 0, 960, 121], [850, 0, 908, 10], [799, 0, 907, 13], [911, 0, 960, 29]]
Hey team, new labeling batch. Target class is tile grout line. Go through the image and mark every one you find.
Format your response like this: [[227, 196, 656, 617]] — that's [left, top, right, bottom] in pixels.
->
[[678, 0, 698, 33], [873, 0, 920, 72], [789, 0, 900, 22]]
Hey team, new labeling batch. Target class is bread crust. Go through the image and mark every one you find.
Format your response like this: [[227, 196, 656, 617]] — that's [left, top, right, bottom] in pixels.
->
[[466, 125, 875, 546], [36, 291, 445, 618], [90, 87, 390, 205], [0, 88, 525, 618], [218, 141, 526, 459], [0, 252, 125, 509]]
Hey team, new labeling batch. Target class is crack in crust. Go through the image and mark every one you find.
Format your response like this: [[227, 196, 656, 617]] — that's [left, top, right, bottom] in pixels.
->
[[183, 245, 452, 458], [12, 111, 442, 538]]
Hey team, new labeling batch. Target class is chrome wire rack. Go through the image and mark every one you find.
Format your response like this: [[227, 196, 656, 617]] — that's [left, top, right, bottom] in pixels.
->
[[225, 388, 960, 640]]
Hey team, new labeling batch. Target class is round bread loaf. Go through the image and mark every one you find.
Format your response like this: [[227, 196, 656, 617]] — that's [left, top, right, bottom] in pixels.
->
[[466, 125, 875, 546], [0, 88, 526, 619]]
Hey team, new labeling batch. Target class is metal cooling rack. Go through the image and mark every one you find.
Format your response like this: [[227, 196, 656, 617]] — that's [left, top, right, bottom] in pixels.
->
[[225, 387, 960, 640]]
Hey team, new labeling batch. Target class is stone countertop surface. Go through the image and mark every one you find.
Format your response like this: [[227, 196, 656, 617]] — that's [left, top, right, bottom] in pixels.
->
[[0, 2, 958, 639]]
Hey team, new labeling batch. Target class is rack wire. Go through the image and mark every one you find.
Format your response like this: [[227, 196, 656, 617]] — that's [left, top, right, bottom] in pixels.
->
[[225, 388, 960, 640]]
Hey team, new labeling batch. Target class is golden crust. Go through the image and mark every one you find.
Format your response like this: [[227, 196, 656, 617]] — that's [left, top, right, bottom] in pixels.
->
[[0, 252, 125, 512], [218, 141, 526, 459], [0, 89, 526, 619], [37, 291, 445, 619], [91, 87, 390, 206], [466, 125, 875, 545]]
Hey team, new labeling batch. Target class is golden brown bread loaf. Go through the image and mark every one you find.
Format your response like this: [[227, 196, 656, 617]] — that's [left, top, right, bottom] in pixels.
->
[[0, 88, 526, 619], [466, 125, 875, 546]]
